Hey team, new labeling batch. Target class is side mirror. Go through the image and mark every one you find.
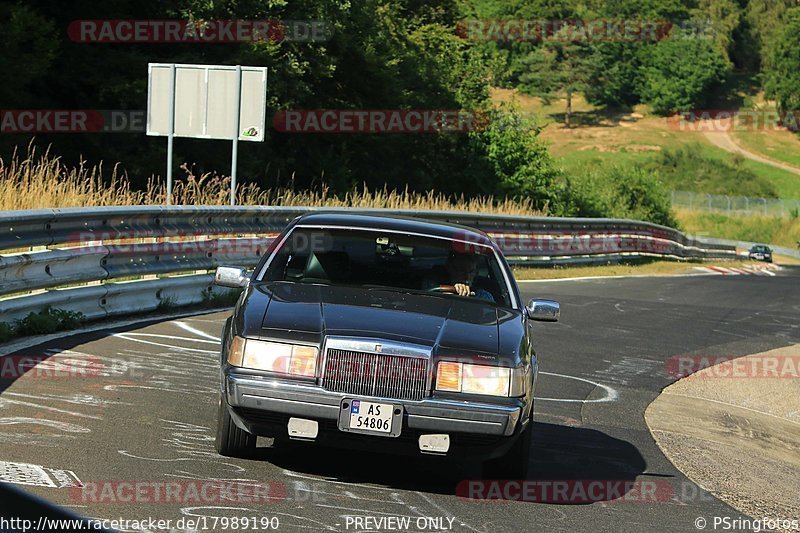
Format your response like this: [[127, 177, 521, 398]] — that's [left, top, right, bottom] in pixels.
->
[[526, 299, 560, 322], [214, 266, 250, 288]]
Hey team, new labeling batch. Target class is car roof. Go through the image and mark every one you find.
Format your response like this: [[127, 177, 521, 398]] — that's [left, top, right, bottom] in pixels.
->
[[293, 211, 494, 245]]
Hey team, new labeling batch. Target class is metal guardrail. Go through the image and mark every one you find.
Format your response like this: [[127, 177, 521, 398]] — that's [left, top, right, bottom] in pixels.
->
[[0, 206, 737, 326]]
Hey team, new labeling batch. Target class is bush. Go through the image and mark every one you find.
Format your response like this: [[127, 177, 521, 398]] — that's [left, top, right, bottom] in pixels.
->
[[472, 106, 567, 214], [565, 165, 678, 227], [13, 307, 85, 337], [202, 288, 243, 308], [645, 145, 779, 197], [0, 322, 12, 343]]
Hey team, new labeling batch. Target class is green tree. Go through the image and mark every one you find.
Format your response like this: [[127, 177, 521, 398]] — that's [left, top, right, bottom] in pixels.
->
[[688, 0, 742, 62], [0, 4, 58, 105], [746, 0, 796, 69], [517, 27, 599, 127], [637, 35, 730, 114], [584, 42, 642, 107], [764, 8, 800, 116]]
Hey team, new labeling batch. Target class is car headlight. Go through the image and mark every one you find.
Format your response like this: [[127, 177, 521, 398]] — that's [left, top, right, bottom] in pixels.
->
[[227, 336, 318, 377], [435, 361, 525, 397]]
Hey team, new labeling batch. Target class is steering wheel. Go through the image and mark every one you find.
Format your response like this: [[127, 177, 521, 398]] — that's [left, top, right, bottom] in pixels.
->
[[428, 284, 475, 296], [428, 284, 458, 294]]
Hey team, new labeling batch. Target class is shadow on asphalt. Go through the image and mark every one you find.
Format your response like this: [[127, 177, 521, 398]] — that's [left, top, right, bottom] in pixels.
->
[[253, 421, 649, 504]]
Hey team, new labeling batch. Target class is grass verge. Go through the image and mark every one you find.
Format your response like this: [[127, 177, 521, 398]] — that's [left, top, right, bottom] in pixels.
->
[[675, 209, 800, 248]]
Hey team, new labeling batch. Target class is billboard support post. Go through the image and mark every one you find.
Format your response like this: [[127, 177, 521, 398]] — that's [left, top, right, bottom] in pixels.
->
[[166, 64, 176, 205], [146, 63, 267, 207], [231, 65, 242, 206]]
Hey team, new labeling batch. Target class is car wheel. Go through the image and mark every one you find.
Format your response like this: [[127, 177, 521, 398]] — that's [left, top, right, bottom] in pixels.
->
[[482, 419, 532, 480], [215, 396, 256, 457]]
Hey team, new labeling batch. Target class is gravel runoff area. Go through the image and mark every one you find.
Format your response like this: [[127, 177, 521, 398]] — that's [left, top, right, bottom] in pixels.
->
[[645, 344, 800, 531]]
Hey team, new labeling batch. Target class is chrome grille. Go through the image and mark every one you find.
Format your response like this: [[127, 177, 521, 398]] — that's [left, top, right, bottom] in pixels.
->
[[322, 348, 428, 401]]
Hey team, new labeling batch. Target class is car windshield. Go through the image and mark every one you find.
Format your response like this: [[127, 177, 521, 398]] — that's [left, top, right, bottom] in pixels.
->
[[751, 246, 770, 252], [261, 227, 512, 307]]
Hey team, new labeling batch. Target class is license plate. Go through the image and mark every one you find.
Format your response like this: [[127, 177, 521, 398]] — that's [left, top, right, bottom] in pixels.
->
[[338, 399, 402, 437]]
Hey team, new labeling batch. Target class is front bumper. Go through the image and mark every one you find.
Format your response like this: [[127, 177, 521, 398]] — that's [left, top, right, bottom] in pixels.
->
[[225, 373, 525, 455]]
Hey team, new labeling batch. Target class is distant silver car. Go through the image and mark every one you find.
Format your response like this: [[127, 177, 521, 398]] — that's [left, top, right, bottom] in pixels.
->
[[748, 245, 773, 263]]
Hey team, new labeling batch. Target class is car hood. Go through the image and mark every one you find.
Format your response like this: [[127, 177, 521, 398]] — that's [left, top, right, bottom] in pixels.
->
[[242, 282, 523, 359]]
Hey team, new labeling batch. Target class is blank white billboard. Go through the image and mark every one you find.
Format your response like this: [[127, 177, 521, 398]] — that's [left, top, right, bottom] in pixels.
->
[[147, 63, 267, 142]]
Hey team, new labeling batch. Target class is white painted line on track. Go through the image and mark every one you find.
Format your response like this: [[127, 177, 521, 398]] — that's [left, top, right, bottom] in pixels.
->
[[0, 397, 101, 420], [537, 371, 619, 403], [415, 490, 482, 533], [116, 332, 219, 344], [110, 333, 218, 354], [0, 417, 90, 433], [0, 460, 82, 488], [282, 469, 396, 492], [174, 321, 222, 342]]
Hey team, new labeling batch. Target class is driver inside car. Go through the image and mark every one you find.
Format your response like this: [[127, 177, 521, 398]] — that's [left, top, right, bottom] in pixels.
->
[[426, 252, 496, 302]]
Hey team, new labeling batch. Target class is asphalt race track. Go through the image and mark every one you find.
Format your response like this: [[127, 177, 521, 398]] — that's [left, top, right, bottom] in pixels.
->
[[1, 268, 798, 532]]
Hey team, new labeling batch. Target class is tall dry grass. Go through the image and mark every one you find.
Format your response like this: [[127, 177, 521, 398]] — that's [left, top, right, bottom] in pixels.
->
[[0, 145, 542, 216], [0, 145, 156, 209]]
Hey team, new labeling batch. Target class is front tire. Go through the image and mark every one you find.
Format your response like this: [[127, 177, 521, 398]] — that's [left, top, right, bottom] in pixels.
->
[[482, 422, 532, 480], [215, 396, 256, 457]]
